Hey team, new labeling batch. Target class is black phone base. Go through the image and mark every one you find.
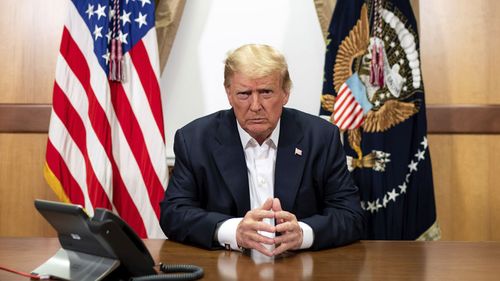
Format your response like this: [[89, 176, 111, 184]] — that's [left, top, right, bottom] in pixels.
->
[[32, 248, 120, 281]]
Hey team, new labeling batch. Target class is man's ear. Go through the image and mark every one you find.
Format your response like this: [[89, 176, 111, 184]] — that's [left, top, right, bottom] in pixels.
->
[[282, 90, 290, 105], [225, 86, 233, 106]]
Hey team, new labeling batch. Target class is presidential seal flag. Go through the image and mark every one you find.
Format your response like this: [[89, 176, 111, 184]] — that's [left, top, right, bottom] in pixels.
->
[[320, 0, 440, 240], [44, 0, 168, 238]]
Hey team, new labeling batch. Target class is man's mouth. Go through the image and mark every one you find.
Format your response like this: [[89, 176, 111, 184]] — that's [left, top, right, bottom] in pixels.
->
[[248, 118, 265, 123]]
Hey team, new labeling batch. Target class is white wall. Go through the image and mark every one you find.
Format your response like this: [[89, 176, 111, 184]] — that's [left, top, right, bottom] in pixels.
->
[[160, 0, 325, 161]]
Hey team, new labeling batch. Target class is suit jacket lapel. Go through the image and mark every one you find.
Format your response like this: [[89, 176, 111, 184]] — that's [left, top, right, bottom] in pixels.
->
[[275, 109, 306, 212], [212, 110, 250, 216]]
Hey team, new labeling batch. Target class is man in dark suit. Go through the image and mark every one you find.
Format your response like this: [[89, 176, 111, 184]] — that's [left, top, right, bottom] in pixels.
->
[[160, 44, 364, 257]]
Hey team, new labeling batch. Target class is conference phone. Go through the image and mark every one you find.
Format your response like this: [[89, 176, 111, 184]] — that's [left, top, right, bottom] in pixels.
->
[[32, 199, 203, 281]]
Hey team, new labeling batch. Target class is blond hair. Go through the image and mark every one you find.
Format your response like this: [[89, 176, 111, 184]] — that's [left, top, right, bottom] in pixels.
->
[[223, 44, 292, 92]]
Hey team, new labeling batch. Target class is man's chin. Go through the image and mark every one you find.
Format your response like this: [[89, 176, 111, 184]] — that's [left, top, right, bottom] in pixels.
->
[[244, 124, 271, 138]]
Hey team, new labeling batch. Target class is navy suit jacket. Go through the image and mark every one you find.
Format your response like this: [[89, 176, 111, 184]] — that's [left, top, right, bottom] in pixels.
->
[[160, 108, 364, 250]]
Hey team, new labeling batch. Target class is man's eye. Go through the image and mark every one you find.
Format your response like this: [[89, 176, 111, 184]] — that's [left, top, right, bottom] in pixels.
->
[[236, 91, 251, 99], [259, 90, 273, 97]]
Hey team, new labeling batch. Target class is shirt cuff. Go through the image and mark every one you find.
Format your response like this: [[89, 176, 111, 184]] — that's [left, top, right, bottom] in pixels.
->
[[217, 218, 243, 251], [298, 221, 314, 249]]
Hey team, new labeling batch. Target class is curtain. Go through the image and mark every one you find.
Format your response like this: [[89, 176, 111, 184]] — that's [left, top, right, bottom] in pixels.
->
[[155, 0, 186, 74]]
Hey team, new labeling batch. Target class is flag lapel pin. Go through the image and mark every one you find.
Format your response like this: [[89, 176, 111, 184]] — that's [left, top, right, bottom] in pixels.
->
[[295, 148, 302, 156]]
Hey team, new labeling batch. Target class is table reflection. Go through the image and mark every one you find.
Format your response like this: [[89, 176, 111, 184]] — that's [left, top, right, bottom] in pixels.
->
[[217, 250, 313, 280]]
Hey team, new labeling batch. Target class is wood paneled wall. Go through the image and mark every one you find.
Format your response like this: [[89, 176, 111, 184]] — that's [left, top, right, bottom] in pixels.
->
[[1, 0, 499, 241], [0, 0, 65, 103], [420, 0, 500, 104], [419, 0, 500, 240]]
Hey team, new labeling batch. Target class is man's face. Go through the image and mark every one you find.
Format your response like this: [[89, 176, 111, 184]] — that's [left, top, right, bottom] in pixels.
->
[[226, 72, 289, 144]]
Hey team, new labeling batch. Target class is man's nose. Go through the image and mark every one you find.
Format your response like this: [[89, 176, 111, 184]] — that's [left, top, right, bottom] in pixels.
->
[[249, 92, 262, 111]]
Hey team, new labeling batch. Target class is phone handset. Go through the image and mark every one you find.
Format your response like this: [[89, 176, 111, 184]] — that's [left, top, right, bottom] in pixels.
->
[[91, 208, 204, 281]]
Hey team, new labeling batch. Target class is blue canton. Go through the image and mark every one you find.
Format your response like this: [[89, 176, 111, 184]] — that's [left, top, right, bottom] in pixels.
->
[[72, 0, 155, 73]]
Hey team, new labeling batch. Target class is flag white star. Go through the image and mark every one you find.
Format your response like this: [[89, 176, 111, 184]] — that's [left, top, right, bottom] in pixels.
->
[[388, 188, 399, 202], [139, 0, 151, 7], [415, 149, 425, 161], [408, 160, 418, 172], [93, 25, 103, 40], [106, 30, 112, 43], [95, 4, 107, 20], [102, 51, 110, 65], [135, 12, 148, 28], [399, 182, 407, 194], [421, 137, 428, 149], [85, 4, 94, 19], [382, 194, 389, 207], [121, 11, 132, 25], [366, 201, 376, 213], [109, 7, 115, 19], [118, 31, 129, 45], [374, 199, 383, 212]]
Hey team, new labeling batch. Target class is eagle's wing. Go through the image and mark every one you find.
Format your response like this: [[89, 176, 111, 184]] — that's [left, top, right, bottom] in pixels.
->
[[320, 94, 336, 113], [362, 99, 418, 132], [333, 4, 370, 93]]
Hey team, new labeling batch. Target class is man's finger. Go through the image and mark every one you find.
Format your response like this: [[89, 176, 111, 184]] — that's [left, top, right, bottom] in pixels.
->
[[272, 198, 282, 212], [259, 221, 277, 233], [246, 209, 275, 221], [247, 231, 275, 245], [273, 229, 299, 245], [272, 198, 285, 225], [274, 210, 296, 227], [275, 221, 296, 233], [259, 197, 274, 211], [272, 242, 292, 256]]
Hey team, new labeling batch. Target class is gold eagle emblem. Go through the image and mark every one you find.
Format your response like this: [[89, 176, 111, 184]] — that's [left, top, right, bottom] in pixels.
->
[[321, 3, 420, 168]]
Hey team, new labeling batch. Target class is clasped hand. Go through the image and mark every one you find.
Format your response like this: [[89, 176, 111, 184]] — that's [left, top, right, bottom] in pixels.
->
[[236, 198, 303, 257]]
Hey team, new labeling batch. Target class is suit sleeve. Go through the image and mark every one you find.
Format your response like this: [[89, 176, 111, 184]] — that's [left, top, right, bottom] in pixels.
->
[[301, 126, 365, 250], [159, 129, 232, 249]]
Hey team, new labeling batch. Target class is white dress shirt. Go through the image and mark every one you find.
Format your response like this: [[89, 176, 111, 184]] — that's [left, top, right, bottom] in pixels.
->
[[217, 119, 314, 251]]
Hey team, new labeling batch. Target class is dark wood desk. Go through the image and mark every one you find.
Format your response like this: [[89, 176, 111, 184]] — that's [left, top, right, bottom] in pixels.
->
[[1, 238, 499, 280]]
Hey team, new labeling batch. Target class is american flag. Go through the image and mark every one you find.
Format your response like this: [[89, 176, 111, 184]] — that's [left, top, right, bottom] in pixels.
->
[[333, 82, 364, 130], [44, 0, 167, 238]]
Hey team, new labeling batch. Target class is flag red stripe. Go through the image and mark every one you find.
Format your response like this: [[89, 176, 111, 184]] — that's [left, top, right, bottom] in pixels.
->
[[334, 85, 350, 111], [333, 88, 353, 122], [59, 28, 112, 209], [343, 105, 363, 129], [53, 82, 109, 208], [46, 140, 85, 205], [111, 164, 148, 238], [335, 95, 355, 124], [61, 27, 149, 236], [337, 99, 358, 129], [110, 82, 164, 219], [129, 40, 165, 141], [52, 83, 86, 153]]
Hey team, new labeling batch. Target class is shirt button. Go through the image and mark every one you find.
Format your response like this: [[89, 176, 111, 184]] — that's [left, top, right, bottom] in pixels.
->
[[258, 176, 266, 186]]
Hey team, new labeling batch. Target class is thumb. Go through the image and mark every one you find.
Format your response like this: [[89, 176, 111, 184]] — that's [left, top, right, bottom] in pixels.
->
[[260, 197, 274, 210], [272, 198, 283, 212], [272, 198, 284, 225]]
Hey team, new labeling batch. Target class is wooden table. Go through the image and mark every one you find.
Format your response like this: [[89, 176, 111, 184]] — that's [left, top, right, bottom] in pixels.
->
[[1, 238, 499, 280]]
